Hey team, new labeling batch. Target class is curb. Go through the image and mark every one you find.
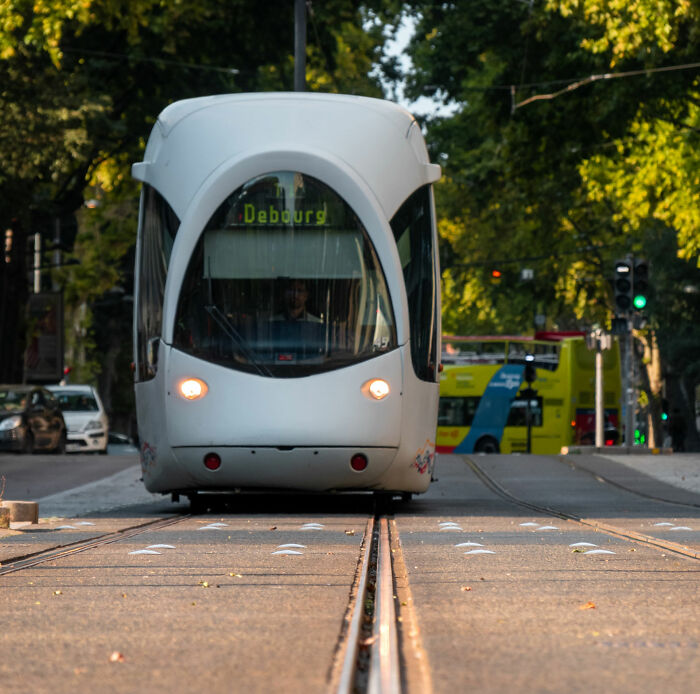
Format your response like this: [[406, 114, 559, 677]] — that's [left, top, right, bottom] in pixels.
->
[[560, 445, 674, 455]]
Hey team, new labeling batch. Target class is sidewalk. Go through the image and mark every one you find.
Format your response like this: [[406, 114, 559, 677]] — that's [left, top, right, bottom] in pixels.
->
[[35, 465, 165, 519], [596, 452, 700, 495]]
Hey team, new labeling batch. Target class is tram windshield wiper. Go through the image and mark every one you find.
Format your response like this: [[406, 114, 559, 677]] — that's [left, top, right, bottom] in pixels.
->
[[203, 305, 272, 377]]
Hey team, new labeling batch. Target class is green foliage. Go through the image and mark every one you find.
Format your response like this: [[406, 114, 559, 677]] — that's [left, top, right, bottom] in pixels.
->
[[397, 0, 700, 339], [0, 0, 397, 402], [551, 0, 700, 64], [394, 1, 700, 444]]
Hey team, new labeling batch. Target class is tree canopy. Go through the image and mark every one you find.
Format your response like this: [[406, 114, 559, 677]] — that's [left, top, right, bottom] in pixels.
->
[[0, 0, 399, 428], [1, 1, 698, 444], [397, 0, 700, 444]]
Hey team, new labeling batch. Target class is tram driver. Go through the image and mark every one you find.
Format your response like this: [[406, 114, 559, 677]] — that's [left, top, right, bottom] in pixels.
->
[[275, 278, 322, 324], [271, 278, 324, 361]]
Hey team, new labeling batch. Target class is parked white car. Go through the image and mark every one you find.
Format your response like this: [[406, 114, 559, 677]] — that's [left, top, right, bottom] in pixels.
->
[[47, 384, 109, 454]]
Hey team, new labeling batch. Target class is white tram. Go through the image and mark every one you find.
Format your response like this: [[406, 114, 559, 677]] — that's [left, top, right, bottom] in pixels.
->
[[132, 93, 441, 502]]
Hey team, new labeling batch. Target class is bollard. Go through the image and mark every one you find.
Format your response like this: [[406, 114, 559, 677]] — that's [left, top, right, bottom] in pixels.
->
[[1, 500, 39, 524]]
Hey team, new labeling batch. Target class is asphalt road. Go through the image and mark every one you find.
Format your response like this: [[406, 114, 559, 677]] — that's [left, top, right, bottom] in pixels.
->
[[0, 452, 139, 500], [0, 451, 698, 693], [397, 453, 700, 694]]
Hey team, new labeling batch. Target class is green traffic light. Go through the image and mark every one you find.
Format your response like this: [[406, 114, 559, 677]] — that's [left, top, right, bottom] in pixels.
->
[[633, 294, 647, 309]]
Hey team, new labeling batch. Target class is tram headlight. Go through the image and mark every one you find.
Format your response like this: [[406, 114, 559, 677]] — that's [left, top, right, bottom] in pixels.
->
[[362, 378, 390, 401], [178, 378, 208, 400]]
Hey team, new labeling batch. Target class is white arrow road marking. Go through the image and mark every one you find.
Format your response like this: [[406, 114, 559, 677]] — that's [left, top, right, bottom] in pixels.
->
[[147, 544, 176, 549], [53, 525, 77, 530], [455, 542, 484, 547], [536, 526, 559, 531], [301, 523, 324, 530], [583, 549, 616, 555], [272, 549, 303, 555], [569, 542, 598, 547], [464, 549, 496, 555], [654, 522, 674, 527], [276, 544, 307, 549], [129, 549, 161, 555], [670, 526, 692, 531], [75, 521, 95, 526], [519, 522, 540, 527], [199, 524, 228, 530]]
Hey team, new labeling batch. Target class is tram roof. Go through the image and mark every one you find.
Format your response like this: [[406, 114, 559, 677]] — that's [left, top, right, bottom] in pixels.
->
[[133, 92, 441, 220]]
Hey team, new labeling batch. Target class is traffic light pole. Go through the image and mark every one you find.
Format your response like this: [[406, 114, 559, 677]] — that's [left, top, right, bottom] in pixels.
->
[[595, 341, 604, 448], [624, 321, 635, 446], [613, 256, 648, 447], [586, 330, 610, 448]]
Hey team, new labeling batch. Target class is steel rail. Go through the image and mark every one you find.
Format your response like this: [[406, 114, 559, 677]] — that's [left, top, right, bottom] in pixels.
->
[[335, 515, 402, 694], [368, 517, 401, 694], [558, 455, 700, 509], [465, 457, 700, 561], [0, 514, 190, 575], [336, 515, 375, 694]]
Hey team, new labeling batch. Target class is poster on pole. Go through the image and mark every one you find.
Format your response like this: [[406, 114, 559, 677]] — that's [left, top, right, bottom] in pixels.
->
[[24, 292, 64, 384]]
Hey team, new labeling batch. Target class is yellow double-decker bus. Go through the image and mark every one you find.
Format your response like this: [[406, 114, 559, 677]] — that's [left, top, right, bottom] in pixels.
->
[[437, 333, 622, 455]]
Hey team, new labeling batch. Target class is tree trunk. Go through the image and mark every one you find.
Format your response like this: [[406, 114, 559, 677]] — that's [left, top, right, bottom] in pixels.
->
[[637, 329, 664, 448]]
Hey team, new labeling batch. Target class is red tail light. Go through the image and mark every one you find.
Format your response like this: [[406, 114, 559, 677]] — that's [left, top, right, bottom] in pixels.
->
[[203, 453, 221, 470], [350, 454, 368, 471]]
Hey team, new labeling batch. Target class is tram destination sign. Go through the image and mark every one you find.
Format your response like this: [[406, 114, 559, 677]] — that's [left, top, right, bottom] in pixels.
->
[[241, 203, 328, 227]]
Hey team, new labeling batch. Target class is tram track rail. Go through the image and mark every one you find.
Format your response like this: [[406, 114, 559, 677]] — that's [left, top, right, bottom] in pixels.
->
[[559, 455, 700, 509], [335, 513, 429, 694], [465, 456, 700, 561], [0, 513, 190, 575], [3, 505, 421, 692], [336, 515, 403, 694]]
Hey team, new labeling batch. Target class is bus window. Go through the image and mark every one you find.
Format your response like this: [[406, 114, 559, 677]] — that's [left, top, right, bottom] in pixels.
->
[[507, 341, 560, 371], [507, 342, 529, 364], [531, 343, 560, 371], [438, 396, 480, 426], [442, 340, 506, 365], [506, 397, 543, 427]]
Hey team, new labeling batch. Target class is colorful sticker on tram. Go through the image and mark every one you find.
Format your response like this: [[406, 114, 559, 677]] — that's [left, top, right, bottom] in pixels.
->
[[140, 441, 157, 471], [412, 440, 435, 475]]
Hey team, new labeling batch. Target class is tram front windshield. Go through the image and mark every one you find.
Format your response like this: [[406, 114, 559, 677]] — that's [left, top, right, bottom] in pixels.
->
[[174, 172, 397, 377]]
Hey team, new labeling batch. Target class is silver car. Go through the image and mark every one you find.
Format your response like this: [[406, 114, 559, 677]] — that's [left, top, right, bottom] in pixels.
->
[[47, 385, 109, 454]]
